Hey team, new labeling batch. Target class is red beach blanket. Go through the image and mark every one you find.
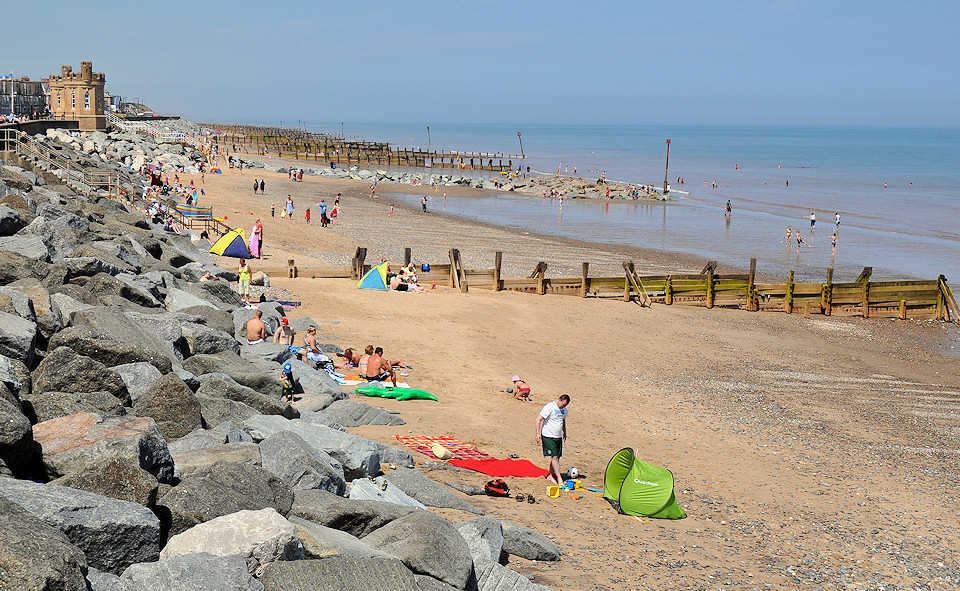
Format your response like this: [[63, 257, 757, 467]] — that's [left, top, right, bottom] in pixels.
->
[[395, 435, 496, 461], [448, 458, 549, 478]]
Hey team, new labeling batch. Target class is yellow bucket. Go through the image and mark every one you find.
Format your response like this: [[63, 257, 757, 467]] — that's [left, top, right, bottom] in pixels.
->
[[547, 486, 560, 498]]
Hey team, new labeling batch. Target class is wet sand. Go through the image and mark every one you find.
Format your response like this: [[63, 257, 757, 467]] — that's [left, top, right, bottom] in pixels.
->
[[191, 156, 960, 589]]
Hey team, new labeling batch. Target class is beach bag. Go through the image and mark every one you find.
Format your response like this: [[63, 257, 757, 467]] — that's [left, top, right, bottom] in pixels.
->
[[421, 263, 431, 272], [484, 479, 510, 497], [432, 443, 453, 460]]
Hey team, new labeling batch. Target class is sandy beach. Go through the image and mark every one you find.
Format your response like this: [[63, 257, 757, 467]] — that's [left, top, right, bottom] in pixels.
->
[[192, 156, 960, 589]]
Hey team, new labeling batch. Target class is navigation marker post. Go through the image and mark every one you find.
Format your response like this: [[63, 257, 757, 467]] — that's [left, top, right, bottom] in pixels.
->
[[663, 138, 671, 196]]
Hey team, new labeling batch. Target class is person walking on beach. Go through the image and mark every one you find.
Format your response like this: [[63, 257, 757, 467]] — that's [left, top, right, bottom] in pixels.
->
[[421, 195, 428, 213], [835, 212, 841, 229], [831, 233, 837, 255], [796, 231, 812, 252], [810, 212, 816, 229], [286, 195, 294, 219], [237, 259, 252, 305], [725, 200, 732, 217], [260, 179, 265, 195], [305, 207, 310, 224], [271, 203, 275, 218], [389, 204, 394, 217], [784, 226, 792, 247], [536, 395, 570, 487]]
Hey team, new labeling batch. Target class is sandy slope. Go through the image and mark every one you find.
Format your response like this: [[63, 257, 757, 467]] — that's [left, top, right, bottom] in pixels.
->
[[188, 157, 960, 590]]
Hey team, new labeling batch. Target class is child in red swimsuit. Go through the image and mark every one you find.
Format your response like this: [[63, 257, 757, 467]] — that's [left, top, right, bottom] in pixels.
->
[[511, 375, 532, 401]]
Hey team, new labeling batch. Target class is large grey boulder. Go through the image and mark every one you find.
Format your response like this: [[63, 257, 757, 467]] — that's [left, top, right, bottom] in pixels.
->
[[166, 427, 226, 454], [171, 441, 261, 478], [0, 478, 160, 575], [33, 345, 131, 404], [133, 373, 202, 441], [0, 204, 24, 235], [36, 203, 89, 232], [288, 516, 395, 560], [5, 278, 62, 336], [259, 556, 419, 591], [0, 309, 37, 366], [121, 553, 264, 591], [348, 477, 426, 508], [165, 287, 218, 312], [160, 508, 302, 576], [50, 291, 95, 324], [111, 362, 162, 405], [156, 460, 294, 538], [297, 409, 346, 431], [457, 517, 504, 564], [319, 399, 405, 427], [21, 389, 127, 423], [187, 279, 244, 309], [0, 493, 89, 591], [0, 351, 30, 398], [212, 420, 253, 443], [61, 257, 128, 279], [500, 521, 562, 562], [240, 341, 294, 364], [85, 568, 132, 591], [49, 455, 160, 508], [244, 414, 381, 480], [32, 412, 174, 483], [259, 430, 347, 495], [474, 557, 554, 591], [386, 467, 483, 515], [0, 234, 53, 261], [0, 387, 34, 476], [181, 321, 239, 356], [51, 308, 174, 373], [196, 376, 296, 418], [288, 489, 415, 539], [361, 509, 476, 589], [184, 351, 283, 398], [0, 249, 50, 285], [197, 393, 259, 427]]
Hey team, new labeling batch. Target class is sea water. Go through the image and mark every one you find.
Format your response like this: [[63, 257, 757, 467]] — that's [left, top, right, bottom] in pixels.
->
[[303, 121, 960, 282]]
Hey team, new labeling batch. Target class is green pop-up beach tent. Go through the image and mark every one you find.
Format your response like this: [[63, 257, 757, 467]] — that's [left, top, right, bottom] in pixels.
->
[[603, 448, 686, 519]]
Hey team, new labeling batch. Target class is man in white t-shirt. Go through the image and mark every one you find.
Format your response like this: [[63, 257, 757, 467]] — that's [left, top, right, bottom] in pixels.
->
[[536, 395, 570, 486]]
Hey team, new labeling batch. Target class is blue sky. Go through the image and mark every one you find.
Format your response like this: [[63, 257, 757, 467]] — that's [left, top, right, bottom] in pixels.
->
[[7, 1, 959, 126]]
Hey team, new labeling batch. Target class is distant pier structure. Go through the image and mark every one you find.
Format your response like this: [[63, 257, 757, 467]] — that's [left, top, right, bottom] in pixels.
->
[[47, 61, 106, 131]]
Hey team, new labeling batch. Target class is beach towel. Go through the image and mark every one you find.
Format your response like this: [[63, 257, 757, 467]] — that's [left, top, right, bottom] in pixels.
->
[[448, 458, 549, 478], [333, 375, 410, 388], [354, 386, 435, 401], [395, 435, 496, 461]]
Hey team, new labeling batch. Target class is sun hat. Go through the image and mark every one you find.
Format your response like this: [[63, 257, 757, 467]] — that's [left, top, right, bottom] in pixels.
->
[[283, 362, 292, 372], [511, 375, 521, 382], [281, 318, 289, 324]]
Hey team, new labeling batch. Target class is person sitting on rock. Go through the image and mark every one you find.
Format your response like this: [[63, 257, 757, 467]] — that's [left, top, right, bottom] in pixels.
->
[[246, 310, 267, 345], [273, 317, 297, 347]]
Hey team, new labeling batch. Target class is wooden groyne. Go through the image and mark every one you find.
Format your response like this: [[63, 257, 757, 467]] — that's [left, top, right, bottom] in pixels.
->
[[260, 249, 960, 323], [199, 123, 523, 172]]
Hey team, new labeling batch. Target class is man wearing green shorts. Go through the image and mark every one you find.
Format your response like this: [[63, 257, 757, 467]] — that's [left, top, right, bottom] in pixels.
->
[[536, 395, 570, 486]]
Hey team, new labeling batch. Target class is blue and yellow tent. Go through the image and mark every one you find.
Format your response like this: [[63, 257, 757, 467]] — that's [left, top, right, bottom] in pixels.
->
[[209, 228, 249, 258], [357, 262, 389, 290]]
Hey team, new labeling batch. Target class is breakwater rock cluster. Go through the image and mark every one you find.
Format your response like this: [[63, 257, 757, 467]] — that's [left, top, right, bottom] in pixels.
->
[[0, 153, 559, 589], [277, 164, 663, 200], [38, 128, 209, 177]]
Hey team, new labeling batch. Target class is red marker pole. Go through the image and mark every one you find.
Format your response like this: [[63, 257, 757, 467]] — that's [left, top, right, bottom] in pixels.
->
[[663, 138, 671, 195]]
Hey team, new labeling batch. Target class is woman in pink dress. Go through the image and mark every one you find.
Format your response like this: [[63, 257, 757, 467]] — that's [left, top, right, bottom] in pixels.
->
[[250, 218, 262, 258]]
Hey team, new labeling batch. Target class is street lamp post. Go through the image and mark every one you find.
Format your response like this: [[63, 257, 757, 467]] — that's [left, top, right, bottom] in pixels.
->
[[663, 138, 671, 195]]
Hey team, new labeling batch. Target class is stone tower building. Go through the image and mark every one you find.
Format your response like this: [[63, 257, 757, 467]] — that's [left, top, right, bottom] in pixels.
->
[[47, 61, 106, 131]]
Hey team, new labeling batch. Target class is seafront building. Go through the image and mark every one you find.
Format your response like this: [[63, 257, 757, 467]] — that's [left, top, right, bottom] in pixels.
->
[[0, 76, 47, 118], [46, 61, 107, 131]]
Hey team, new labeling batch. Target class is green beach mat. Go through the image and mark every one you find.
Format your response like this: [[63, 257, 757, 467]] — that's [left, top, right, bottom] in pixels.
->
[[354, 386, 438, 401]]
